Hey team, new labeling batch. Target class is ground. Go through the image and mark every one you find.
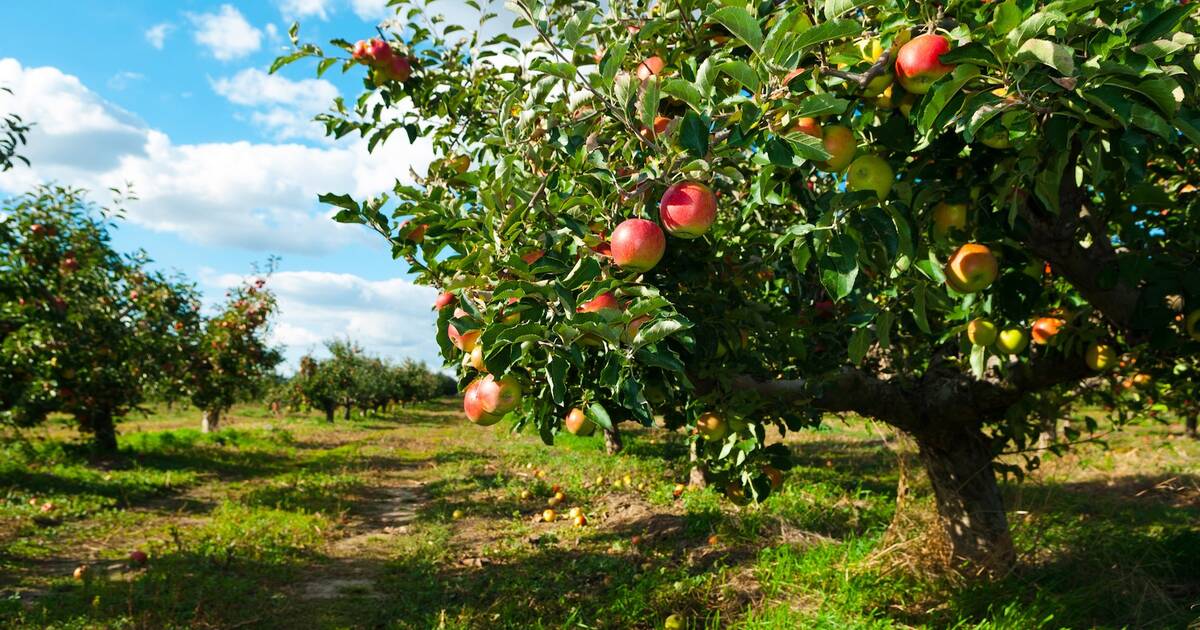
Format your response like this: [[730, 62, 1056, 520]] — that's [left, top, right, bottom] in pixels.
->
[[1, 401, 1197, 629]]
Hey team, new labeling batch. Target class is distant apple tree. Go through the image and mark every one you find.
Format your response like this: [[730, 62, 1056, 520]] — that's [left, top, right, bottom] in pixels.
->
[[281, 0, 1200, 574]]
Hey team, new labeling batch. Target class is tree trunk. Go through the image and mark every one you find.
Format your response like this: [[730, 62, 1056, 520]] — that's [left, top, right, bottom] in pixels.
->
[[1036, 416, 1057, 450], [603, 426, 623, 455], [343, 405, 351, 421], [913, 426, 1015, 576], [80, 411, 118, 452], [1186, 412, 1197, 439], [688, 440, 707, 488], [324, 405, 335, 423], [201, 409, 221, 433]]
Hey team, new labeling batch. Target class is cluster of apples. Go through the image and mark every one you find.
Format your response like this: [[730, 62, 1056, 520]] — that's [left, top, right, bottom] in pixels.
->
[[606, 179, 720, 274], [350, 37, 411, 83]]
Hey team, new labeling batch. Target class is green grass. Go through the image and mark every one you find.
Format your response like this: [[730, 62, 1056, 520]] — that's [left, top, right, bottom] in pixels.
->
[[1, 401, 1197, 629]]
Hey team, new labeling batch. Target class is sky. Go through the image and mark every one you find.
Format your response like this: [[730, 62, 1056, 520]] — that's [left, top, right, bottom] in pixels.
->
[[0, 0, 513, 372]]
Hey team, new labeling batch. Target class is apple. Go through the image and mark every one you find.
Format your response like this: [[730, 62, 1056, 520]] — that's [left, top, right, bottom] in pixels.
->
[[469, 345, 486, 371], [659, 181, 717, 239], [384, 55, 411, 82], [817, 125, 856, 172], [846, 155, 894, 200], [519, 489, 532, 500], [637, 56, 665, 80], [1085, 341, 1117, 371], [448, 308, 480, 352], [895, 34, 954, 95], [642, 115, 671, 139], [129, 290, 140, 301], [565, 407, 596, 436], [446, 154, 470, 174], [610, 218, 666, 273], [129, 550, 148, 566], [763, 465, 783, 490], [60, 257, 79, 272], [401, 220, 427, 242], [1132, 373, 1152, 388], [30, 224, 46, 236], [463, 380, 502, 426], [898, 92, 918, 117], [945, 243, 998, 293], [696, 412, 728, 441], [994, 327, 1029, 355], [351, 40, 370, 61], [577, 291, 622, 315], [673, 483, 686, 497], [875, 84, 897, 110], [932, 202, 968, 238], [475, 373, 522, 415], [665, 614, 685, 630], [452, 509, 464, 520], [573, 514, 587, 527], [542, 509, 557, 522], [978, 123, 1012, 149], [1031, 317, 1065, 345], [794, 117, 821, 138], [434, 291, 455, 310], [967, 318, 998, 346], [1185, 310, 1200, 341], [73, 565, 88, 580]]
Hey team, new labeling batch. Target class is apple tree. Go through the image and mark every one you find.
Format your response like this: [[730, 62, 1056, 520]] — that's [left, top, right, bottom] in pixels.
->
[[1, 186, 201, 451], [280, 0, 1200, 573], [188, 276, 284, 433]]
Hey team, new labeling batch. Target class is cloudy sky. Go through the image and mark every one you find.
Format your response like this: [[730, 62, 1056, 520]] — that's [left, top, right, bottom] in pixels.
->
[[0, 0, 512, 372]]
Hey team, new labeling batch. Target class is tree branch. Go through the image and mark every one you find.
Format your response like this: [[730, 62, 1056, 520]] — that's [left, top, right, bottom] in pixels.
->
[[818, 49, 893, 90]]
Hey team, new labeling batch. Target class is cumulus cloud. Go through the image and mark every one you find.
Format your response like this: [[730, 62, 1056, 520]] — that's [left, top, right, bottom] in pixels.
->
[[145, 23, 174, 50], [188, 5, 263, 61], [350, 0, 390, 20], [0, 58, 435, 256], [204, 270, 443, 372], [211, 68, 338, 141], [279, 0, 332, 20]]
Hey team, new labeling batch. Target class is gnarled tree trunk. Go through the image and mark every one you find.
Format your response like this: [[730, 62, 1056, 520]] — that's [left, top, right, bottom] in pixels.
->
[[603, 426, 623, 455], [201, 409, 221, 433], [913, 426, 1014, 576], [688, 440, 707, 488]]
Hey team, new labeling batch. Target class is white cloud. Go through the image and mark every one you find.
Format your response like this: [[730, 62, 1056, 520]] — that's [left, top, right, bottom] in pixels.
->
[[145, 23, 174, 50], [0, 58, 435, 256], [107, 71, 144, 91], [204, 270, 443, 372], [279, 0, 332, 20], [211, 68, 339, 141], [350, 0, 390, 20], [188, 5, 263, 61]]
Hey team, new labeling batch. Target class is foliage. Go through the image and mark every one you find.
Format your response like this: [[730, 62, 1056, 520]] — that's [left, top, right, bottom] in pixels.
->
[[293, 339, 449, 419], [0, 87, 31, 172], [0, 186, 200, 447]]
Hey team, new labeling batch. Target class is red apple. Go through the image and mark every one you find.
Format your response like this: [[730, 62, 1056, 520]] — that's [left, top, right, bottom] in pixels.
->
[[610, 219, 665, 273], [659, 181, 717, 239], [564, 407, 596, 436], [817, 125, 856, 172], [129, 550, 148, 566], [1031, 317, 1064, 345], [448, 308, 480, 351], [366, 38, 393, 62], [932, 202, 968, 238], [401, 220, 427, 242], [521, 250, 545, 265], [895, 34, 954, 95], [794, 117, 821, 138], [475, 373, 522, 415], [463, 380, 501, 426], [434, 291, 455, 310], [351, 40, 370, 61], [577, 292, 622, 315], [944, 243, 998, 293], [384, 55, 411, 82], [637, 56, 665, 81]]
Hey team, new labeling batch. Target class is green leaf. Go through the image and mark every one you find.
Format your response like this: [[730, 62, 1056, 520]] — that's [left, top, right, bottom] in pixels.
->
[[970, 344, 987, 378], [586, 402, 613, 431], [992, 0, 1023, 36], [876, 310, 894, 348], [819, 232, 859, 301], [786, 133, 833, 161], [534, 60, 578, 81], [824, 0, 875, 19], [546, 355, 567, 406], [1034, 148, 1070, 214], [710, 6, 763, 53], [633, 319, 688, 348], [661, 79, 703, 112], [938, 43, 1000, 68], [847, 327, 871, 365], [915, 65, 980, 137], [695, 56, 718, 98], [762, 9, 807, 62], [794, 93, 850, 118], [913, 285, 932, 335], [600, 42, 628, 82], [679, 111, 710, 158], [1006, 11, 1067, 49], [790, 20, 862, 58], [639, 76, 662, 128], [1014, 39, 1075, 75], [719, 60, 760, 92]]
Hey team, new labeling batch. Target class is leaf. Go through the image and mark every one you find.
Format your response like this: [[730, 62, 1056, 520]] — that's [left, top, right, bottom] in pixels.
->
[[639, 76, 662, 128], [1014, 39, 1075, 75], [991, 0, 1023, 35], [679, 111, 710, 158], [319, 192, 360, 211], [546, 355, 567, 406], [790, 20, 862, 57], [912, 285, 932, 335], [916, 65, 980, 137], [719, 60, 760, 92], [824, 0, 875, 19], [938, 42, 1000, 68], [632, 319, 688, 348], [586, 402, 614, 431], [709, 6, 763, 53], [970, 344, 987, 378], [1006, 11, 1067, 49], [793, 93, 850, 118], [1034, 148, 1070, 214], [876, 310, 894, 348], [695, 56, 718, 98], [762, 9, 807, 61], [534, 60, 578, 81], [847, 327, 871, 365], [819, 232, 859, 301], [600, 41, 628, 82], [661, 79, 703, 112], [787, 133, 833, 161]]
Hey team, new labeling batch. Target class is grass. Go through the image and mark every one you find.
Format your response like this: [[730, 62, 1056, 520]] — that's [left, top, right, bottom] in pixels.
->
[[0, 401, 1196, 629]]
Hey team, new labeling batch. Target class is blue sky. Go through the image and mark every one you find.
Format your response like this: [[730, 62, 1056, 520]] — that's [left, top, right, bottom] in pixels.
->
[[0, 1, 502, 371]]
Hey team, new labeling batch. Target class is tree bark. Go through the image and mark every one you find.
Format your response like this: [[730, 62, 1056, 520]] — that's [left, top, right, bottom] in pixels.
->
[[79, 411, 118, 452], [343, 405, 351, 421], [913, 426, 1015, 576], [1186, 412, 1197, 439], [201, 409, 221, 433], [603, 426, 623, 455], [324, 405, 335, 423]]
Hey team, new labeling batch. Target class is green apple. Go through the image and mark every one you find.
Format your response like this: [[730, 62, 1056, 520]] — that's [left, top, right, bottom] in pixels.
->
[[994, 327, 1029, 355]]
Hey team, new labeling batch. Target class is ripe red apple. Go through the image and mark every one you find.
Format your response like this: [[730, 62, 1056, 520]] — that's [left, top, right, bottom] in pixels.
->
[[521, 249, 545, 265], [1031, 317, 1064, 345], [610, 218, 666, 273], [434, 291, 455, 310], [475, 373, 522, 415], [817, 125, 856, 172], [463, 380, 501, 426], [846, 155, 893, 200], [659, 181, 717, 239], [932, 202, 968, 238], [129, 290, 140, 301], [637, 56, 665, 80], [448, 308, 480, 351], [366, 38, 393, 62], [129, 550, 148, 566], [401, 220, 427, 242], [794, 117, 821, 138], [945, 243, 998, 293], [696, 412, 728, 441], [351, 39, 370, 61], [384, 55, 411, 82], [565, 407, 596, 436], [30, 223, 46, 236], [60, 257, 79, 272], [577, 291, 622, 315], [895, 34, 954, 95]]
